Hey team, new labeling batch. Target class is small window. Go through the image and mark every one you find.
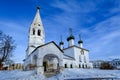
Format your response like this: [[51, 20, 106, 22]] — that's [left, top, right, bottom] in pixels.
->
[[57, 63, 59, 68], [33, 28, 35, 35], [84, 56, 86, 63], [85, 64, 87, 68], [65, 64, 67, 68], [80, 49, 84, 55], [38, 30, 41, 36], [70, 64, 73, 68], [38, 24, 40, 26], [79, 56, 81, 62], [82, 64, 84, 68], [79, 64, 81, 68]]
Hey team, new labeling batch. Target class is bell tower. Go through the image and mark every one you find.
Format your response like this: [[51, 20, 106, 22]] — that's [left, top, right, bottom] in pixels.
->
[[27, 6, 45, 56]]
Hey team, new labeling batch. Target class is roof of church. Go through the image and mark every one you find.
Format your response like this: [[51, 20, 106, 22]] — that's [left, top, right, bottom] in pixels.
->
[[31, 41, 64, 54], [32, 6, 43, 27], [63, 45, 89, 51], [63, 54, 75, 60]]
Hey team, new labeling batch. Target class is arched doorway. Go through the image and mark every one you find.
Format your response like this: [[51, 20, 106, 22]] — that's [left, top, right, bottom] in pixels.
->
[[43, 54, 60, 73]]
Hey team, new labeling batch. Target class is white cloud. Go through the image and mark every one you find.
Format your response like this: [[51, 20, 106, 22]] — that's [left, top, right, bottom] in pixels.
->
[[1, 0, 120, 63], [85, 14, 120, 60], [42, 0, 120, 60]]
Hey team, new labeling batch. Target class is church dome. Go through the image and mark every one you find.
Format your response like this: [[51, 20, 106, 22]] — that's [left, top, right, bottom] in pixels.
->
[[59, 41, 64, 45], [67, 35, 75, 41], [78, 40, 83, 44]]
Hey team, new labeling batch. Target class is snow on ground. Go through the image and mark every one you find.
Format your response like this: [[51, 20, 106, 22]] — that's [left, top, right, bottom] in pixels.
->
[[63, 69, 120, 78], [0, 69, 120, 80], [48, 69, 120, 80], [0, 70, 46, 80]]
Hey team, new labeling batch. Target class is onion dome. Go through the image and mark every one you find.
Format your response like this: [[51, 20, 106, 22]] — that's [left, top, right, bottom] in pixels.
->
[[59, 41, 64, 45], [67, 35, 75, 41], [78, 40, 83, 44], [67, 28, 75, 41], [78, 34, 83, 44], [59, 35, 64, 45]]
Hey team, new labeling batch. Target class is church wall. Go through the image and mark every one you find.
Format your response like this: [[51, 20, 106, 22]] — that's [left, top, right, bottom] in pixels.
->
[[68, 39, 74, 46], [24, 56, 31, 69], [72, 47, 85, 67], [63, 58, 75, 68], [63, 46, 93, 68], [84, 50, 89, 63], [24, 49, 39, 70], [31, 50, 38, 64], [37, 43, 63, 59], [72, 47, 92, 68], [24, 6, 93, 74], [74, 47, 81, 65], [34, 43, 63, 74], [37, 43, 63, 74], [63, 47, 75, 58], [29, 36, 44, 47], [27, 47, 36, 56]]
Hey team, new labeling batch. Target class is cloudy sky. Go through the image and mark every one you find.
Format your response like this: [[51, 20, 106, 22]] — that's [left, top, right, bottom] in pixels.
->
[[0, 0, 120, 63]]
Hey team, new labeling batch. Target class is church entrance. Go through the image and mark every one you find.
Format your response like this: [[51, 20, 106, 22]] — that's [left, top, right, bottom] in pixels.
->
[[43, 54, 60, 73], [43, 62, 47, 71]]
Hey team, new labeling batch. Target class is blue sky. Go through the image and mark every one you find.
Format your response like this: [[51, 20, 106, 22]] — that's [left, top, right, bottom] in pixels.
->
[[0, 0, 120, 63]]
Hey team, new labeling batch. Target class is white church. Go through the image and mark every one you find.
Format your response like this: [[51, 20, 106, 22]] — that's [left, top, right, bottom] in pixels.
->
[[24, 6, 93, 74]]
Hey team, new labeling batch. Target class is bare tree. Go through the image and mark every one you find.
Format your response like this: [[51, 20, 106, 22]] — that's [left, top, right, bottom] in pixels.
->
[[100, 62, 114, 70], [0, 31, 16, 69]]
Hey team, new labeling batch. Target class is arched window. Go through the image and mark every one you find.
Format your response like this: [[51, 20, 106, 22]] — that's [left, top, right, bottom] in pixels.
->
[[32, 28, 35, 35], [79, 64, 81, 68], [84, 56, 86, 63], [38, 24, 40, 26], [79, 56, 81, 62], [65, 64, 67, 68], [38, 29, 41, 36], [85, 64, 87, 68], [82, 64, 84, 68], [80, 49, 84, 55], [70, 64, 73, 68]]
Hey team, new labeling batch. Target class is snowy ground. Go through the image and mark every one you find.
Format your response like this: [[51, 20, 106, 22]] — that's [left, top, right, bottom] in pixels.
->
[[49, 69, 120, 80], [0, 69, 120, 80], [0, 70, 45, 80]]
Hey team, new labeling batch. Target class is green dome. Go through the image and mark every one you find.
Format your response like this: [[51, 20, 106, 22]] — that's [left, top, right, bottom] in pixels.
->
[[67, 35, 75, 41], [78, 40, 83, 44]]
